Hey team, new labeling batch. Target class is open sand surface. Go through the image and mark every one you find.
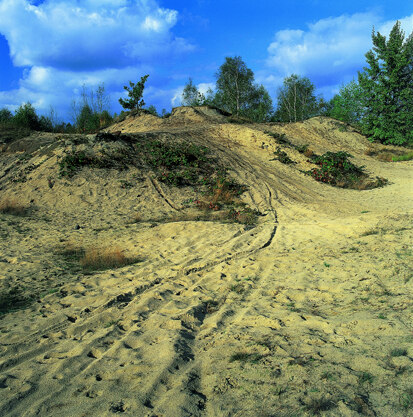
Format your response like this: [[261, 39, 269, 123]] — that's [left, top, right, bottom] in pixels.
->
[[0, 108, 412, 416]]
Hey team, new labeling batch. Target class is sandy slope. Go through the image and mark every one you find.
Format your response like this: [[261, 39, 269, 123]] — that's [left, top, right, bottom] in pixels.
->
[[0, 108, 412, 417]]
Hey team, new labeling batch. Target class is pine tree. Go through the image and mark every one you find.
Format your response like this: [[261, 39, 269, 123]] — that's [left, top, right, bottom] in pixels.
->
[[119, 75, 149, 112], [358, 22, 413, 145]]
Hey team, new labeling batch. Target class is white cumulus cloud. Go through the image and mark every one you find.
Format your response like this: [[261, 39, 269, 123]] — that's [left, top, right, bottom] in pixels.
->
[[0, 0, 192, 70], [265, 11, 413, 97], [0, 0, 195, 117]]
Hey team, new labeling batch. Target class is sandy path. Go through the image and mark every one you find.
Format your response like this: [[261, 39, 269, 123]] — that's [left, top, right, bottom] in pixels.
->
[[0, 113, 412, 416]]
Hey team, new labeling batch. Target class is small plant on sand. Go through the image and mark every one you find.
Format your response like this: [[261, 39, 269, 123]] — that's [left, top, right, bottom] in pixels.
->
[[391, 151, 413, 162], [193, 174, 259, 226], [229, 352, 264, 363], [272, 147, 295, 164], [295, 144, 309, 153], [0, 198, 30, 216], [58, 150, 92, 178], [358, 372, 374, 384], [265, 131, 292, 145], [304, 397, 336, 414], [390, 348, 408, 357], [399, 388, 413, 411]]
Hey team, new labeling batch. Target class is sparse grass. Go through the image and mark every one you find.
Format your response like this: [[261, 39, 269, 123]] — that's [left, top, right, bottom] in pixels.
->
[[304, 397, 336, 414], [230, 282, 246, 294], [229, 351, 264, 363], [0, 286, 34, 315], [271, 147, 295, 164], [390, 348, 408, 357], [392, 151, 413, 161], [57, 242, 142, 272], [0, 198, 31, 216], [365, 147, 413, 162], [80, 247, 141, 271], [399, 388, 413, 410], [358, 372, 374, 384]]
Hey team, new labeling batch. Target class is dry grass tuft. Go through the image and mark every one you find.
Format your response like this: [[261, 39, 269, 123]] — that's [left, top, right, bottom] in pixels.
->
[[0, 198, 30, 216], [57, 242, 141, 271], [80, 247, 140, 270]]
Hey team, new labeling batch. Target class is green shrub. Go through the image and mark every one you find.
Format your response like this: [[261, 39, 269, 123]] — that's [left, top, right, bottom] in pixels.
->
[[305, 151, 365, 186], [76, 104, 100, 133]]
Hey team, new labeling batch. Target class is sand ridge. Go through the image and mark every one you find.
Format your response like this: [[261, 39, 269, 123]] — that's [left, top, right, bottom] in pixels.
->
[[0, 108, 412, 416]]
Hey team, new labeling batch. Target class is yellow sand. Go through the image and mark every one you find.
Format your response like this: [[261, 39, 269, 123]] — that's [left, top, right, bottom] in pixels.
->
[[0, 109, 412, 416]]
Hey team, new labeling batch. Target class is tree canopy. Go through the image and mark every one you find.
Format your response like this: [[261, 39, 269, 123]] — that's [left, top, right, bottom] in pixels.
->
[[329, 80, 364, 125], [274, 74, 319, 122], [358, 21, 413, 145], [214, 56, 272, 121]]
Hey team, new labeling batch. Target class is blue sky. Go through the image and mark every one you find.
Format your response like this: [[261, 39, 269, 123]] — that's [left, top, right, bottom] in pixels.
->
[[0, 0, 412, 122]]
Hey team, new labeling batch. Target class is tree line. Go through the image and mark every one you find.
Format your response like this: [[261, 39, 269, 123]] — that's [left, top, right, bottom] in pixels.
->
[[178, 21, 412, 146], [0, 21, 411, 146]]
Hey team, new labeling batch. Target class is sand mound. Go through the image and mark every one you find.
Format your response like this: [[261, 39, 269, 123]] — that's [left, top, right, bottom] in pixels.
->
[[0, 110, 412, 417], [105, 106, 229, 135]]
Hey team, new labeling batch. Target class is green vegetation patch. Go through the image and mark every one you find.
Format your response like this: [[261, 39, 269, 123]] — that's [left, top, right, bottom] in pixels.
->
[[392, 151, 413, 162], [58, 135, 215, 187], [304, 151, 388, 189], [272, 147, 295, 164]]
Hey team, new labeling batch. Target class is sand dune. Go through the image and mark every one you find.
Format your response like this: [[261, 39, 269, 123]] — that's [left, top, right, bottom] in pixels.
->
[[0, 108, 412, 416]]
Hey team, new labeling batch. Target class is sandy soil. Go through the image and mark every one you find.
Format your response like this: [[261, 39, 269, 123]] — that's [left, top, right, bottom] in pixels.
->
[[0, 108, 412, 417]]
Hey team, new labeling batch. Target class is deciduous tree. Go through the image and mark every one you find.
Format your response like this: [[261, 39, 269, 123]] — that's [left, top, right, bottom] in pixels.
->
[[215, 56, 272, 121], [274, 74, 319, 122]]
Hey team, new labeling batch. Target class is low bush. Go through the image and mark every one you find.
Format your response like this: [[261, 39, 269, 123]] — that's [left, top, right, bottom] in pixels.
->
[[304, 151, 365, 187], [193, 175, 259, 226]]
